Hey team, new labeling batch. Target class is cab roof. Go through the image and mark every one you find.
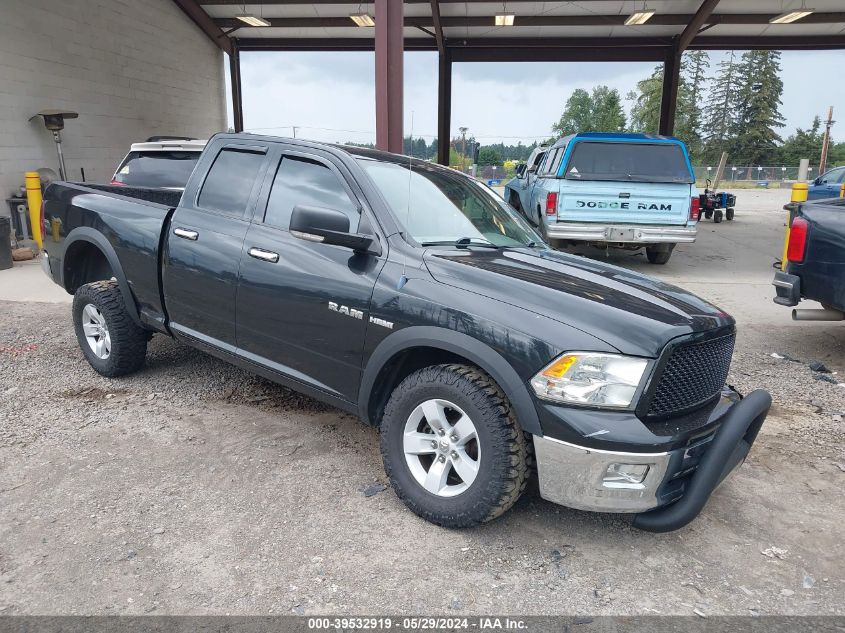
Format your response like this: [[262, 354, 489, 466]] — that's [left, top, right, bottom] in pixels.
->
[[551, 132, 681, 149]]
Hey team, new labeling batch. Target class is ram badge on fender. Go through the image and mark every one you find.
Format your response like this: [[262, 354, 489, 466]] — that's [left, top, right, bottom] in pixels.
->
[[40, 133, 770, 532]]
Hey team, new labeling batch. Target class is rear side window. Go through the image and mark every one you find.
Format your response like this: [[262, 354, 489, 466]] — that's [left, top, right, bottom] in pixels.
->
[[540, 149, 562, 176], [263, 156, 359, 231], [197, 149, 266, 216], [563, 142, 692, 183], [113, 151, 200, 188]]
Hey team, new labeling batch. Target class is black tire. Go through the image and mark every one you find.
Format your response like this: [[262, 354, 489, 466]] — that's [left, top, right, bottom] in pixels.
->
[[704, 210, 713, 220], [714, 209, 723, 223], [726, 207, 735, 221], [73, 280, 148, 377], [646, 244, 674, 265], [380, 364, 530, 528]]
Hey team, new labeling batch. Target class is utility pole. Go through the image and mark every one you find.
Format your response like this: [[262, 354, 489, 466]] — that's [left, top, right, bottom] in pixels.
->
[[459, 126, 468, 173], [819, 106, 835, 174]]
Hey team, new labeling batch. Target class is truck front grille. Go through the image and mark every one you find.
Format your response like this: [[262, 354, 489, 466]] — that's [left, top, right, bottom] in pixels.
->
[[646, 333, 735, 418]]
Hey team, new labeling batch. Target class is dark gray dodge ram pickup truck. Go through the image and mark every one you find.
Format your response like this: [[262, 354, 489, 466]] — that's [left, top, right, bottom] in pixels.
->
[[40, 133, 771, 532]]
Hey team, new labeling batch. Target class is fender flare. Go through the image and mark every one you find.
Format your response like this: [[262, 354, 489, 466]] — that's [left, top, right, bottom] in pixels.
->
[[358, 326, 541, 435], [62, 227, 142, 326]]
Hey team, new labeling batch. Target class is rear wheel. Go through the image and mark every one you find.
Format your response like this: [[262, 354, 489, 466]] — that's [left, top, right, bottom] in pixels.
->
[[726, 207, 735, 221], [73, 280, 148, 377], [714, 209, 723, 223], [380, 364, 530, 527], [646, 244, 674, 265]]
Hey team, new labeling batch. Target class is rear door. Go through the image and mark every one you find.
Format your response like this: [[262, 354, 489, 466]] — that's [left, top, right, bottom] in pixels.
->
[[163, 140, 271, 347], [235, 144, 386, 401], [557, 140, 693, 226]]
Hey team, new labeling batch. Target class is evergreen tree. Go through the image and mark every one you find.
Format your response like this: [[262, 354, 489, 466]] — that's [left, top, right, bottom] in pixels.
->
[[477, 147, 503, 166], [627, 66, 663, 134], [701, 51, 739, 164], [729, 50, 785, 164], [679, 51, 710, 159]]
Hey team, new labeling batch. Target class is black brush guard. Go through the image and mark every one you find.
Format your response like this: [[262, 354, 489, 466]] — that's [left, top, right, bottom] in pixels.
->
[[633, 389, 771, 533]]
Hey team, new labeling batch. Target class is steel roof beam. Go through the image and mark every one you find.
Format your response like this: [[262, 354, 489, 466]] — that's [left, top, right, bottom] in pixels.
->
[[679, 0, 720, 51], [171, 0, 233, 55]]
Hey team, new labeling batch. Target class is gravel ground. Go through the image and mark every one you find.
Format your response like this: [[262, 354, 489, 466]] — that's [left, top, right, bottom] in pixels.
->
[[1, 299, 843, 616]]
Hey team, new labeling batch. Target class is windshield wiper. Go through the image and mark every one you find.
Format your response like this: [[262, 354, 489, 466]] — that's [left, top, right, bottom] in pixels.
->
[[421, 237, 501, 249]]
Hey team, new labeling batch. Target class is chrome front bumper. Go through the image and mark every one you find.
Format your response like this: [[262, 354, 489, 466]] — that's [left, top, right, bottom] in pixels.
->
[[532, 436, 672, 513], [545, 222, 697, 244]]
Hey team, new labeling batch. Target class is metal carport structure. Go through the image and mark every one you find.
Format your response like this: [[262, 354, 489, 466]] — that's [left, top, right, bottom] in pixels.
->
[[173, 0, 845, 165]]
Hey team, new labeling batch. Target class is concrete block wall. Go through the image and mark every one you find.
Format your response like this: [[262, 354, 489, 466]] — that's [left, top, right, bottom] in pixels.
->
[[0, 0, 226, 209]]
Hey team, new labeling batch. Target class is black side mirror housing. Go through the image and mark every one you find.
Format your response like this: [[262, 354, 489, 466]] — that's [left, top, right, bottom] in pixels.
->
[[515, 164, 527, 179], [815, 177, 823, 185], [289, 205, 380, 255]]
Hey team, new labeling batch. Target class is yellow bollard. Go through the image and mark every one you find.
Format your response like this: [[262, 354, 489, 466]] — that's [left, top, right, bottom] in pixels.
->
[[24, 171, 43, 248], [781, 182, 808, 271], [840, 182, 844, 197]]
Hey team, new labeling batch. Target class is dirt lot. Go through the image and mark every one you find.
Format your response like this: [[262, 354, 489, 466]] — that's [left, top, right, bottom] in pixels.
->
[[1, 188, 843, 615]]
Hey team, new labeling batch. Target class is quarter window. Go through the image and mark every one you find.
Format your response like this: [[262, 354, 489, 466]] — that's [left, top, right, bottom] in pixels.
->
[[264, 156, 359, 231], [197, 148, 266, 216]]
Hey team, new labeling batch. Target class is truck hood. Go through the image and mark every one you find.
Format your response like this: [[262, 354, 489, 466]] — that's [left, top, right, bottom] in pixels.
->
[[423, 247, 733, 357]]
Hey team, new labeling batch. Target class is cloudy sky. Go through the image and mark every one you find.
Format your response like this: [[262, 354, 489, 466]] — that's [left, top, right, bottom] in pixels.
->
[[230, 50, 844, 147]]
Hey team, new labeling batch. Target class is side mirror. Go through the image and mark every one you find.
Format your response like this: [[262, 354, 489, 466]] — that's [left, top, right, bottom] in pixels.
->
[[290, 205, 379, 255], [814, 177, 823, 185], [515, 164, 527, 179]]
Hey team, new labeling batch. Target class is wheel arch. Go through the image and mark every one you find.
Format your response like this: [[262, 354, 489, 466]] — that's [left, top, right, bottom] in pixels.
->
[[359, 326, 541, 435], [62, 228, 142, 326]]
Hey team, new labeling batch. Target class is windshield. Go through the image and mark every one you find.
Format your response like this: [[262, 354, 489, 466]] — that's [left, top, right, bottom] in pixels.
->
[[563, 141, 693, 184], [113, 151, 200, 188], [359, 159, 541, 248]]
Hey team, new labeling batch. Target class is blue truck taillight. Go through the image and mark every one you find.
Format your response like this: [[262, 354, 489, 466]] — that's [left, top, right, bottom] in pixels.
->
[[546, 192, 558, 216], [689, 196, 700, 221]]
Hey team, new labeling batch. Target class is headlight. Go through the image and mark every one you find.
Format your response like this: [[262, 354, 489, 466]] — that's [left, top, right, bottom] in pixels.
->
[[530, 353, 649, 408]]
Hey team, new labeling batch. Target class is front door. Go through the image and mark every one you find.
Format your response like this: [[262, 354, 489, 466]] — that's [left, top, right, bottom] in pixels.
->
[[163, 141, 270, 346], [236, 146, 386, 401]]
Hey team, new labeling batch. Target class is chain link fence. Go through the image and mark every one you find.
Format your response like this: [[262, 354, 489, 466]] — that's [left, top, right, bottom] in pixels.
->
[[693, 165, 821, 184]]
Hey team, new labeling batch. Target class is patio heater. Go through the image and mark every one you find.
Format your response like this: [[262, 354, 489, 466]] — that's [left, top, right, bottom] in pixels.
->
[[29, 110, 78, 180]]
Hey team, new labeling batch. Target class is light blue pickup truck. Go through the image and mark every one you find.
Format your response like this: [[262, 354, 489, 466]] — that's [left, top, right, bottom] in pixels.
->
[[504, 132, 699, 264]]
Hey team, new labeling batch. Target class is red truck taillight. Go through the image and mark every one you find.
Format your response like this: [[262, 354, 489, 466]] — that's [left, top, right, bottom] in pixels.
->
[[110, 179, 124, 185], [689, 196, 700, 221], [787, 217, 808, 263], [546, 192, 558, 216]]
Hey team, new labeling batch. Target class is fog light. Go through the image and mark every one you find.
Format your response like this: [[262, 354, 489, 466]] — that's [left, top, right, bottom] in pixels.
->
[[604, 463, 649, 485]]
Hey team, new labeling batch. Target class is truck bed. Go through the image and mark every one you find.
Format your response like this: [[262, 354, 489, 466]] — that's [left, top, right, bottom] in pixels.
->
[[42, 182, 177, 330]]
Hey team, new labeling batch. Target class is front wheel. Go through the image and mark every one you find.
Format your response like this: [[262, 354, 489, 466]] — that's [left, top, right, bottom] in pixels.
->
[[73, 280, 148, 377], [726, 207, 735, 221], [380, 364, 530, 527], [714, 209, 723, 223]]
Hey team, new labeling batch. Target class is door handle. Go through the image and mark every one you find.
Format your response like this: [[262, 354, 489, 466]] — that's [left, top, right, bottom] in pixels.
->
[[173, 228, 198, 240], [248, 247, 279, 263]]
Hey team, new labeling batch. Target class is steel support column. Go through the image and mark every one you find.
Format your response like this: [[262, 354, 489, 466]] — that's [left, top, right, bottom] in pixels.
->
[[229, 41, 244, 132], [375, 0, 403, 152], [659, 39, 681, 135], [436, 50, 452, 165]]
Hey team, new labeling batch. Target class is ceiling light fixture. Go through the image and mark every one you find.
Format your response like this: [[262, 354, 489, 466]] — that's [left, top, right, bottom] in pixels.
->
[[624, 10, 655, 25], [495, 13, 515, 26], [236, 14, 271, 27], [350, 13, 375, 27], [769, 8, 814, 23]]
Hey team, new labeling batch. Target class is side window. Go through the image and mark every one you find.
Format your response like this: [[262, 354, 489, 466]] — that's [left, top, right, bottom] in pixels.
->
[[540, 149, 561, 176], [832, 168, 845, 184], [197, 148, 266, 216], [264, 155, 359, 231], [530, 151, 546, 172]]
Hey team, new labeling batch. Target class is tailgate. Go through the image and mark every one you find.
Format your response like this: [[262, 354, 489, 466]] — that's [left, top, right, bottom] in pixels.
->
[[558, 182, 692, 225]]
